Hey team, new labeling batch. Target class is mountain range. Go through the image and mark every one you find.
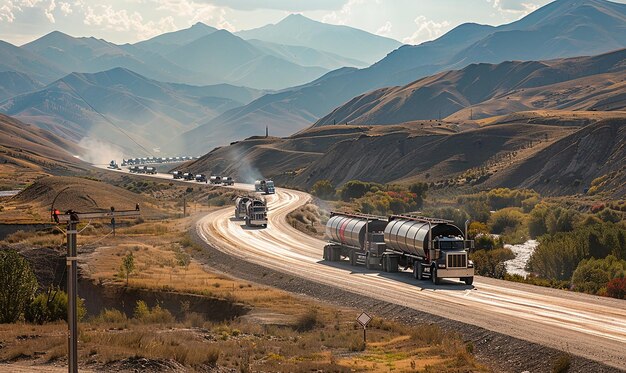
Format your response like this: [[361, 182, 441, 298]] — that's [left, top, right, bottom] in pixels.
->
[[314, 49, 626, 126], [1, 15, 396, 90], [185, 0, 626, 150], [0, 68, 262, 153]]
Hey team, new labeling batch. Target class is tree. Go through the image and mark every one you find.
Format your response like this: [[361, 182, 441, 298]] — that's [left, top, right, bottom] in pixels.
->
[[0, 250, 38, 323], [310, 179, 335, 200], [25, 286, 86, 324], [340, 180, 369, 201], [120, 252, 135, 285], [408, 182, 428, 208]]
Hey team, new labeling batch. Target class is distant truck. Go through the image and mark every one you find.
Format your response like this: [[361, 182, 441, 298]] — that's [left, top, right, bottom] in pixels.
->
[[129, 166, 140, 173], [108, 160, 120, 170], [234, 196, 267, 227], [172, 171, 184, 179], [255, 179, 275, 194], [195, 174, 207, 183], [143, 166, 157, 174], [323, 212, 474, 285], [210, 176, 222, 185], [222, 176, 234, 186], [183, 172, 194, 180]]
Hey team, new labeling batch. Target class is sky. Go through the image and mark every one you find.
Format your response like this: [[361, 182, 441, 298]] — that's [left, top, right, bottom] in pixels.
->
[[1, 0, 625, 46]]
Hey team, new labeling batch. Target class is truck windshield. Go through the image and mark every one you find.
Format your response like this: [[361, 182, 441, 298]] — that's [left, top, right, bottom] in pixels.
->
[[437, 241, 464, 250], [372, 235, 384, 243]]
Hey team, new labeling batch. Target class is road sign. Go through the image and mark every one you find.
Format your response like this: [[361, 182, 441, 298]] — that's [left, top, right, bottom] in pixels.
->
[[357, 312, 372, 327], [357, 312, 372, 344]]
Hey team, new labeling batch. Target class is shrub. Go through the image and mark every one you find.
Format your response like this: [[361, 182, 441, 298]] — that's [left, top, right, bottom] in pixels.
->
[[474, 234, 504, 250], [488, 208, 525, 235], [25, 287, 86, 324], [423, 207, 470, 230], [96, 308, 128, 324], [294, 309, 319, 332], [311, 179, 335, 200], [552, 353, 571, 373], [571, 255, 626, 295], [0, 249, 38, 323], [607, 277, 626, 299], [471, 248, 514, 279], [134, 301, 175, 324], [340, 180, 370, 201]]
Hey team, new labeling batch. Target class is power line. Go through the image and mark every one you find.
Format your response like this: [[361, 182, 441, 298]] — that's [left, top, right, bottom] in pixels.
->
[[60, 80, 155, 157]]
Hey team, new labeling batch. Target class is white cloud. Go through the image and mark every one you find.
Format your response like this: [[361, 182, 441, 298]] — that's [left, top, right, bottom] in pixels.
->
[[84, 4, 177, 40], [403, 15, 449, 45], [489, 0, 540, 16], [0, 4, 17, 22], [376, 20, 392, 37], [45, 0, 56, 23], [322, 0, 363, 25], [59, 1, 72, 15]]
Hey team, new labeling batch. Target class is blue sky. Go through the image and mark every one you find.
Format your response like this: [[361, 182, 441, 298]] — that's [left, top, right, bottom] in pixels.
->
[[1, 0, 625, 45]]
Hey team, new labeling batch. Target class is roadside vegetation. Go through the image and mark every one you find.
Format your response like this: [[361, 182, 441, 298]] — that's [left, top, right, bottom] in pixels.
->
[[309, 179, 626, 300]]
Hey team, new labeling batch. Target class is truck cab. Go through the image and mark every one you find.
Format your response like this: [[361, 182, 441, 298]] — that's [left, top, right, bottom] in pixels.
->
[[430, 235, 474, 285], [195, 174, 207, 183]]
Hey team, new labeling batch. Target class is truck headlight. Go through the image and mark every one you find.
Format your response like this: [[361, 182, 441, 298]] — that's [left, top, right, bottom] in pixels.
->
[[467, 260, 474, 268], [437, 264, 446, 269]]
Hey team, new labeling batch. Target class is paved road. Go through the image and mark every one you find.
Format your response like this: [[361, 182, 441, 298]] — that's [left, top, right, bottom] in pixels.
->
[[100, 165, 626, 370]]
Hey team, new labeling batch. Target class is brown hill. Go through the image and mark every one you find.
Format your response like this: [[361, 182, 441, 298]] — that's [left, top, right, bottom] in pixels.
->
[[0, 114, 87, 189], [9, 175, 163, 218], [314, 49, 626, 127], [490, 119, 626, 197], [182, 111, 625, 197]]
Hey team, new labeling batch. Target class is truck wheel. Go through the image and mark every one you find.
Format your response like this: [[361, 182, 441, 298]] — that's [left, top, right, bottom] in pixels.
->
[[417, 263, 423, 280], [323, 246, 329, 261], [332, 247, 341, 262], [349, 250, 356, 266], [412, 265, 418, 279], [365, 253, 372, 270], [431, 267, 440, 285], [388, 256, 398, 273], [463, 277, 474, 286], [382, 256, 388, 272]]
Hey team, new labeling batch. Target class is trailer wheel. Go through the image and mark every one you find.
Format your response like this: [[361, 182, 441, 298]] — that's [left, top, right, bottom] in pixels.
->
[[382, 256, 388, 272], [349, 250, 356, 266], [365, 253, 372, 269], [431, 267, 441, 285], [323, 246, 329, 261], [462, 277, 474, 286], [412, 265, 418, 279], [417, 263, 424, 280], [332, 247, 341, 262]]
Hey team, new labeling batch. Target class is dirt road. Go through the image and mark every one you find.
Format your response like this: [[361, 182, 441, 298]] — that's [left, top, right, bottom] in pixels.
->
[[196, 187, 626, 371]]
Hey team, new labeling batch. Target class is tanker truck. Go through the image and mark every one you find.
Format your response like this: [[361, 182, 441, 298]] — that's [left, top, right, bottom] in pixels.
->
[[255, 180, 275, 194], [234, 196, 268, 227], [324, 212, 474, 285]]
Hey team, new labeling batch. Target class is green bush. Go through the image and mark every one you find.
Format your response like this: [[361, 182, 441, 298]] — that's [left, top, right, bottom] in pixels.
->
[[527, 223, 626, 281], [0, 250, 38, 323], [471, 248, 514, 279], [24, 287, 86, 324], [474, 234, 504, 250], [340, 180, 370, 201], [488, 208, 525, 235], [134, 300, 175, 324], [311, 179, 336, 200], [571, 255, 626, 295]]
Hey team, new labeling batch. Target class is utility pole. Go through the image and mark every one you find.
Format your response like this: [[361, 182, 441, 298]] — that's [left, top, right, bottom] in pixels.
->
[[54, 206, 141, 373]]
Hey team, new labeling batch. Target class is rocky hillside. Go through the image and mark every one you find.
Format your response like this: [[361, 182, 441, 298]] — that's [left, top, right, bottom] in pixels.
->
[[314, 49, 626, 126], [180, 111, 626, 197]]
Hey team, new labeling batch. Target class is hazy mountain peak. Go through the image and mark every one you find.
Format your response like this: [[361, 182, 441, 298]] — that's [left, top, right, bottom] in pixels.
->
[[280, 13, 316, 24]]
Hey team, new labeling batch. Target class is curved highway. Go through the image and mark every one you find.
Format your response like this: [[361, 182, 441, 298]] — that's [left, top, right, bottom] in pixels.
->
[[197, 187, 626, 370], [100, 166, 626, 369]]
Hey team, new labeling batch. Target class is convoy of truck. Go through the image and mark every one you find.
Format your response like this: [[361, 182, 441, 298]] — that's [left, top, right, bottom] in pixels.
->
[[323, 212, 475, 285], [255, 179, 275, 194], [116, 156, 473, 286], [234, 195, 268, 228]]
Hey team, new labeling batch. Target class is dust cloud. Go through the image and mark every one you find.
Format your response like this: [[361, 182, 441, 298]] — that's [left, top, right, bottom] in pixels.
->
[[78, 137, 124, 165]]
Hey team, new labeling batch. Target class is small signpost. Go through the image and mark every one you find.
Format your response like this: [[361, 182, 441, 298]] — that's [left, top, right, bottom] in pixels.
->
[[357, 312, 372, 343]]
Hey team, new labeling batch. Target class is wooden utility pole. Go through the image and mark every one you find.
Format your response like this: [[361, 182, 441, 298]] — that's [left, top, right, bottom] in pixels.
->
[[54, 207, 141, 373]]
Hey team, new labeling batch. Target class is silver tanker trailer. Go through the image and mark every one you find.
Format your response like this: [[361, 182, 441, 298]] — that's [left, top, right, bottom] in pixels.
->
[[324, 212, 474, 285]]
